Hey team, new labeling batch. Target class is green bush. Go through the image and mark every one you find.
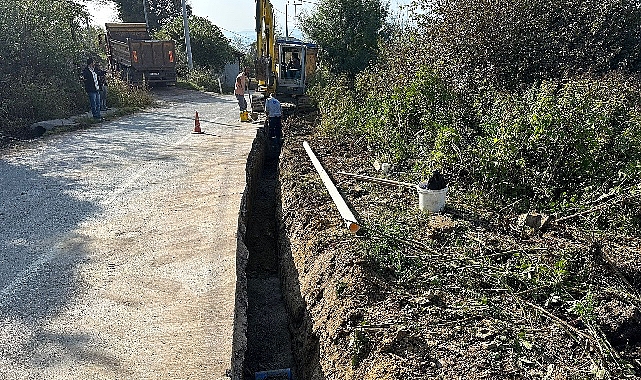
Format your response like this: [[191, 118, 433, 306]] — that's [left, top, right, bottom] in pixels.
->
[[299, 0, 389, 77], [307, 69, 360, 136], [183, 68, 223, 93], [459, 75, 641, 207], [412, 0, 641, 91], [0, 0, 101, 137], [107, 77, 155, 109], [4, 75, 82, 120], [155, 16, 234, 73], [312, 56, 641, 217], [357, 66, 456, 164]]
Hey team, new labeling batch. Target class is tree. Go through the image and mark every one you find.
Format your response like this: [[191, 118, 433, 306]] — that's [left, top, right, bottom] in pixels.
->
[[0, 0, 96, 131], [412, 0, 641, 90], [112, 0, 189, 32], [156, 15, 233, 72], [299, 0, 388, 77]]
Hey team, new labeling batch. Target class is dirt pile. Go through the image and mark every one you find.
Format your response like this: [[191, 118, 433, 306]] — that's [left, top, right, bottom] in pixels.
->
[[277, 113, 641, 379]]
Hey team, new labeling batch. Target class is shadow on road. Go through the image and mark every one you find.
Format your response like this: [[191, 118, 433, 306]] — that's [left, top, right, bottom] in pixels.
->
[[0, 159, 123, 374]]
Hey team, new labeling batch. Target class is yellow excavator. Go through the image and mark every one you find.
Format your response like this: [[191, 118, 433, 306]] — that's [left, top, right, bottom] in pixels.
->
[[253, 0, 318, 113]]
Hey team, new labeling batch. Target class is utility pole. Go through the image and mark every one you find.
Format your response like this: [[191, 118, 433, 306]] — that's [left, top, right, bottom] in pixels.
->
[[293, 0, 301, 17], [142, 0, 150, 31], [182, 0, 193, 70], [286, 0, 302, 38]]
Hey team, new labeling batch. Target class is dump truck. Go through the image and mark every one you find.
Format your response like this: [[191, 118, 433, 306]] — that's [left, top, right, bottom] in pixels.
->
[[103, 23, 177, 85]]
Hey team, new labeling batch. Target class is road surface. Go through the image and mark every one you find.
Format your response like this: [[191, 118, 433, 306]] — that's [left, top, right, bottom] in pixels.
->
[[0, 88, 257, 379]]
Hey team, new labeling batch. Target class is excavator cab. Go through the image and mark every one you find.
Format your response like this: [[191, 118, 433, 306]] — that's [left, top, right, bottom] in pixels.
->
[[276, 40, 307, 96]]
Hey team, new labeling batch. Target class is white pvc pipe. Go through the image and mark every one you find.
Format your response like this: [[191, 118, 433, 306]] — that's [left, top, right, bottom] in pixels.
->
[[303, 141, 360, 233]]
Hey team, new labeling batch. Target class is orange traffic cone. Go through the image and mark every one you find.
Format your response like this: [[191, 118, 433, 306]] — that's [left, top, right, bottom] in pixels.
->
[[192, 111, 204, 134]]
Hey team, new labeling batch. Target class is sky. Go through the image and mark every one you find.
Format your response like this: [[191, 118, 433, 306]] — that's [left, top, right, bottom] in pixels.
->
[[88, 0, 413, 43]]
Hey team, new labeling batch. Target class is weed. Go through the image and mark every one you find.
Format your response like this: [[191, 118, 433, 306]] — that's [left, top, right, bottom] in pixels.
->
[[335, 280, 347, 297], [175, 80, 202, 91], [108, 78, 154, 109], [312, 61, 641, 233], [570, 292, 597, 323], [514, 330, 534, 352], [349, 326, 369, 368], [359, 212, 423, 284], [180, 68, 229, 93]]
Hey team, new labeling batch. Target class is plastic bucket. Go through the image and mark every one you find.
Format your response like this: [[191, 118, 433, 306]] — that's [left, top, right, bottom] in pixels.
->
[[416, 186, 447, 213]]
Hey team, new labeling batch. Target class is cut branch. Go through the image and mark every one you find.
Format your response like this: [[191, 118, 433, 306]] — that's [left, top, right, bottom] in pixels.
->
[[336, 171, 416, 189]]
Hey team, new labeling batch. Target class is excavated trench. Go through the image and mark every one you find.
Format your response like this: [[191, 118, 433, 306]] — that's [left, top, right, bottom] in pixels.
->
[[232, 132, 320, 380], [243, 137, 294, 378]]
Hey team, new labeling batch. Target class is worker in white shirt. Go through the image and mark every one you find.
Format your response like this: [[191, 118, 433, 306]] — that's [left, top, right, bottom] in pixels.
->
[[265, 92, 282, 144]]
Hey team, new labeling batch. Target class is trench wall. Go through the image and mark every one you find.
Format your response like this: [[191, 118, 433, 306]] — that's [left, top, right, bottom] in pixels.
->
[[231, 130, 267, 380], [276, 171, 325, 379]]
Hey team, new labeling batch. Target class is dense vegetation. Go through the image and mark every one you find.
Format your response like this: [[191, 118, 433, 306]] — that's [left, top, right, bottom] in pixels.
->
[[295, 1, 641, 377], [0, 0, 92, 138], [112, 0, 189, 33], [0, 0, 157, 141], [299, 0, 389, 76], [414, 0, 641, 91], [156, 15, 235, 92], [0, 0, 236, 142], [304, 0, 641, 227], [157, 16, 233, 73]]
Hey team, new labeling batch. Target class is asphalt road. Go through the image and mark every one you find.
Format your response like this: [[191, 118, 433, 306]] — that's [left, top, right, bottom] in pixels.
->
[[0, 88, 257, 379]]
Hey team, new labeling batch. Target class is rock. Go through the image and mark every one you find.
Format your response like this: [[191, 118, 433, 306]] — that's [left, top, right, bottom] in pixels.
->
[[516, 212, 551, 231], [476, 327, 495, 340]]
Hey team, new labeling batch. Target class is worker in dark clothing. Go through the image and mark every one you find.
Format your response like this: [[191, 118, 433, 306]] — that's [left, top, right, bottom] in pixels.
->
[[82, 58, 102, 121], [287, 53, 301, 79], [95, 62, 109, 111]]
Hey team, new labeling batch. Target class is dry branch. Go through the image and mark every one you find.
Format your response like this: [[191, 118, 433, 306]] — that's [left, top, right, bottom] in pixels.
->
[[516, 297, 594, 343], [552, 194, 631, 225], [336, 171, 416, 189]]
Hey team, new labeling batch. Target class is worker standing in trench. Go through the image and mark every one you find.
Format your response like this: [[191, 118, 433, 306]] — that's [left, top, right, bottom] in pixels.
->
[[265, 92, 282, 144]]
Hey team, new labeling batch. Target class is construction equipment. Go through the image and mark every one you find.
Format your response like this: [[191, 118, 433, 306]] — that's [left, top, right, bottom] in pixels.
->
[[102, 23, 177, 86], [254, 0, 277, 101], [253, 0, 318, 112]]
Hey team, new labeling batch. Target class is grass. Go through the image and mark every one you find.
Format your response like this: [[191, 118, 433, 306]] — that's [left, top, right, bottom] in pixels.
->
[[176, 80, 203, 91]]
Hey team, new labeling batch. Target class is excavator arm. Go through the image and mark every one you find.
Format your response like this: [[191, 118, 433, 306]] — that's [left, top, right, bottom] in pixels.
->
[[255, 0, 276, 93]]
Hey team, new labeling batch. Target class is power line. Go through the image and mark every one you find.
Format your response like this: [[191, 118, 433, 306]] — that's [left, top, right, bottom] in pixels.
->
[[274, 6, 302, 25], [218, 26, 254, 43], [275, 10, 301, 23], [295, 0, 318, 5]]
